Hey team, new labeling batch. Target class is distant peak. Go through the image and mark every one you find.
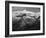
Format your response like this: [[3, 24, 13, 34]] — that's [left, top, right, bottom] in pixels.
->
[[23, 10, 27, 11]]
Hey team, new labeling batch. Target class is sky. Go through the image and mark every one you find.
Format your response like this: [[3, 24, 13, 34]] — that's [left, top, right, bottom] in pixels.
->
[[12, 7, 40, 13]]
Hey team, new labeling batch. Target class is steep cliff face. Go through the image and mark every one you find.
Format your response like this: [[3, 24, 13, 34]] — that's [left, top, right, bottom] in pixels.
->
[[12, 10, 40, 31]]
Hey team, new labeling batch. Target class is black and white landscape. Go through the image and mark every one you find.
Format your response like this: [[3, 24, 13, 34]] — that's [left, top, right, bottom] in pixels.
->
[[12, 7, 40, 31], [5, 1, 44, 36]]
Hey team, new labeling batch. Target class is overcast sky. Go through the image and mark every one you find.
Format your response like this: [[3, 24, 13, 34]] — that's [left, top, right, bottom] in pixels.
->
[[12, 7, 40, 13]]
